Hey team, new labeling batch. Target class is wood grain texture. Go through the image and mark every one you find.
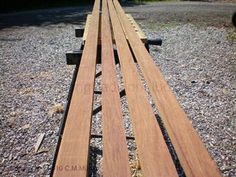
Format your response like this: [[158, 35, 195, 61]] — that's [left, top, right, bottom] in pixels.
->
[[83, 14, 146, 43], [82, 14, 92, 42], [126, 14, 147, 43], [101, 0, 131, 176], [113, 0, 221, 176], [107, 1, 178, 177], [53, 0, 100, 176]]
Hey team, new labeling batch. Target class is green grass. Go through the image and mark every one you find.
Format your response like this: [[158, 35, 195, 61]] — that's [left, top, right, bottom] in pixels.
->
[[0, 0, 94, 13], [227, 30, 236, 43], [146, 21, 181, 32], [132, 0, 173, 2], [1, 0, 174, 13]]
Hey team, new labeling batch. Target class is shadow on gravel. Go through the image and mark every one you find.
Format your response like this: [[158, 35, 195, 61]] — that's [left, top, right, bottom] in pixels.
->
[[155, 114, 186, 177], [0, 6, 92, 29], [88, 146, 102, 177], [0, 2, 146, 30]]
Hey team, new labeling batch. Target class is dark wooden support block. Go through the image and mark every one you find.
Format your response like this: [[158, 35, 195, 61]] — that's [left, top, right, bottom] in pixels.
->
[[66, 50, 83, 65], [75, 28, 84, 37], [147, 38, 162, 46], [66, 49, 119, 65], [145, 38, 162, 52]]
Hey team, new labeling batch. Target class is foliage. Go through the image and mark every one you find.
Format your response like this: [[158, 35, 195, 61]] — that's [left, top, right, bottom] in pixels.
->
[[0, 0, 94, 12]]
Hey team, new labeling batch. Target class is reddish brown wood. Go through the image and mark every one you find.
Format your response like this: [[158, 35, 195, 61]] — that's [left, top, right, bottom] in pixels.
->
[[101, 0, 131, 176], [107, 1, 179, 177], [113, 0, 221, 176], [53, 0, 100, 176]]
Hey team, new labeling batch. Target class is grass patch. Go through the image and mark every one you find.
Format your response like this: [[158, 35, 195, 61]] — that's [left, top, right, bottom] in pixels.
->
[[0, 0, 94, 13], [1, 0, 174, 13], [146, 21, 181, 31], [227, 30, 236, 43], [132, 0, 172, 2], [48, 103, 64, 117]]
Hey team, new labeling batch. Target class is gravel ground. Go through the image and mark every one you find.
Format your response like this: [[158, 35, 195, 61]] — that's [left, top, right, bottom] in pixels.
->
[[0, 1, 236, 177]]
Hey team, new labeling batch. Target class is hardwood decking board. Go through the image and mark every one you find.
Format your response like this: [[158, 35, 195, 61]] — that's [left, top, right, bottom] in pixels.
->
[[101, 0, 131, 176], [53, 0, 100, 176]]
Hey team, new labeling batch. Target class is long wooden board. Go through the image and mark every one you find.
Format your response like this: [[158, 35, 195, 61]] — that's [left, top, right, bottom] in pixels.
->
[[53, 0, 100, 176], [107, 1, 178, 176], [101, 0, 131, 176], [82, 14, 92, 41], [113, 0, 221, 176]]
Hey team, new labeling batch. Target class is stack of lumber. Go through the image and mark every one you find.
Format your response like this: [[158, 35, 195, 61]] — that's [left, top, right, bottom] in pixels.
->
[[52, 0, 221, 177]]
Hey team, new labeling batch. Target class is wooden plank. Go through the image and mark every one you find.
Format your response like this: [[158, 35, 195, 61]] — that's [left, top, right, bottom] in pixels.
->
[[82, 14, 92, 41], [107, 1, 178, 177], [101, 0, 131, 176], [83, 14, 102, 45], [53, 0, 100, 177], [126, 14, 147, 43], [113, 1, 221, 177]]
